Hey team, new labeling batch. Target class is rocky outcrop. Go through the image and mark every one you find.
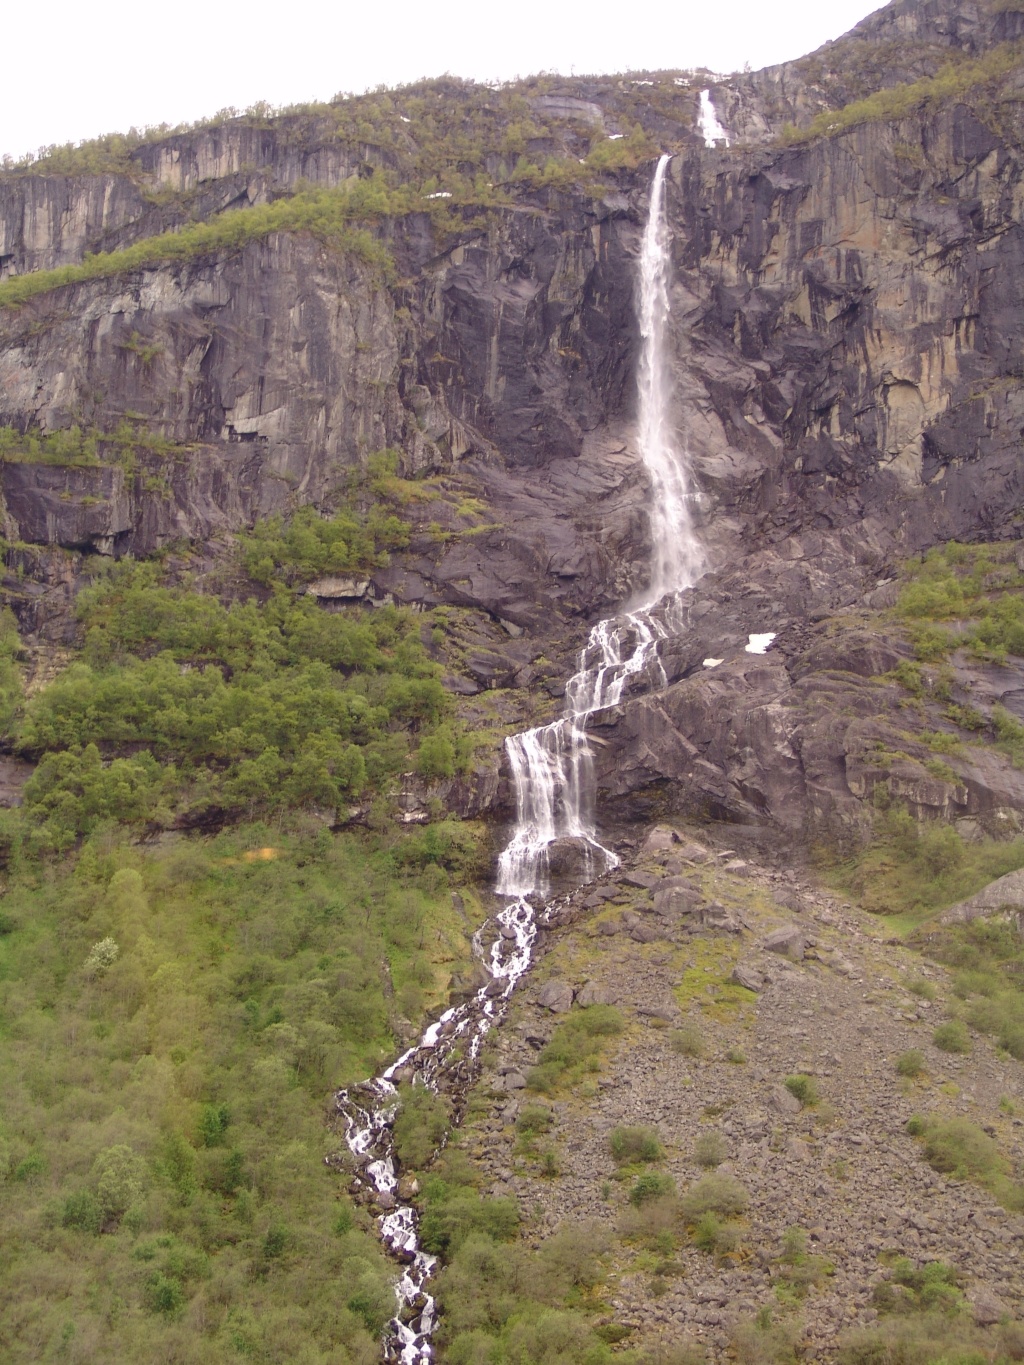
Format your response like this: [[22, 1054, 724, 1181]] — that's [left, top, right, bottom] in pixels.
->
[[4, 0, 1024, 846]]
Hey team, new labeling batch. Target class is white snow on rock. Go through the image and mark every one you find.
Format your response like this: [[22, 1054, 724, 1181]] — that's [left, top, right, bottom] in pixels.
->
[[745, 633, 776, 654], [702, 658, 723, 668]]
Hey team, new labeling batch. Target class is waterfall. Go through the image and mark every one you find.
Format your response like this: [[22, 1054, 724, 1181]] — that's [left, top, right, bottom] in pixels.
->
[[698, 89, 731, 148], [332, 153, 701, 1364], [637, 153, 703, 604]]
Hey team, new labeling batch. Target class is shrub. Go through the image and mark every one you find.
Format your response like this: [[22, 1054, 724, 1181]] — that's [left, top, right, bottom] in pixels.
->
[[693, 1131, 728, 1168], [527, 1005, 624, 1094], [896, 1050, 925, 1078], [418, 1182, 519, 1257], [670, 1022, 704, 1057], [783, 1073, 819, 1106], [693, 1211, 741, 1256], [629, 1171, 676, 1207], [393, 1084, 451, 1169], [61, 1189, 103, 1234], [679, 1174, 748, 1222], [146, 1272, 185, 1315], [932, 1020, 971, 1054], [905, 977, 937, 1001], [516, 1104, 554, 1138], [871, 1258, 962, 1316], [609, 1125, 662, 1165]]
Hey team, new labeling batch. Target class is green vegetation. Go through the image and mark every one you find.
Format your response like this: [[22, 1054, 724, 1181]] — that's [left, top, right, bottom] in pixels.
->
[[0, 816, 492, 1361], [895, 540, 1024, 665], [629, 1171, 677, 1207], [669, 1020, 704, 1056], [609, 1125, 663, 1165], [781, 42, 1024, 144], [0, 184, 404, 309], [772, 1227, 833, 1300], [678, 1173, 749, 1222], [931, 1019, 971, 1054], [2, 557, 471, 846], [923, 917, 1024, 1061], [693, 1130, 728, 1168], [526, 1004, 625, 1094], [239, 494, 410, 586], [783, 1073, 820, 1107], [844, 796, 1024, 923], [0, 421, 187, 469], [906, 1114, 1024, 1209], [896, 1049, 926, 1078]]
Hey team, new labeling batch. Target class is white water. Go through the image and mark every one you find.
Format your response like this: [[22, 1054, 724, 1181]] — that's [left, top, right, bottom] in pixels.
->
[[698, 88, 731, 148], [332, 153, 701, 1363]]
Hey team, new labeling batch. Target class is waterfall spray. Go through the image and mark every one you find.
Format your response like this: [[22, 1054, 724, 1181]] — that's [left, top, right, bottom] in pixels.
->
[[332, 154, 702, 1364]]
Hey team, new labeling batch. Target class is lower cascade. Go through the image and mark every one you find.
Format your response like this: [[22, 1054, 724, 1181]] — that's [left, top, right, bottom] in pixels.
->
[[332, 152, 702, 1363]]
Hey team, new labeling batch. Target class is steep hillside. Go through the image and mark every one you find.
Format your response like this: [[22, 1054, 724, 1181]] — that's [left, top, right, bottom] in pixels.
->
[[0, 0, 1023, 1361]]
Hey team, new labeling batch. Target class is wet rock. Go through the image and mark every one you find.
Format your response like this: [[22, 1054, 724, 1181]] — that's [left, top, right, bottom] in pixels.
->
[[536, 980, 575, 1013], [764, 925, 806, 961]]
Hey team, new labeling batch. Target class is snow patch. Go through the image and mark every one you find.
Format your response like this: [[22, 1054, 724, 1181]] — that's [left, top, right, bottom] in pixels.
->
[[702, 658, 723, 668], [744, 633, 776, 654]]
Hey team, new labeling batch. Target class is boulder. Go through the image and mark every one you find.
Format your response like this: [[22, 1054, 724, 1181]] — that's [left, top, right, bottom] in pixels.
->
[[642, 825, 679, 853], [942, 869, 1024, 933], [731, 962, 765, 992], [577, 980, 619, 1007], [764, 925, 806, 961], [536, 980, 574, 1013], [971, 1290, 1007, 1327]]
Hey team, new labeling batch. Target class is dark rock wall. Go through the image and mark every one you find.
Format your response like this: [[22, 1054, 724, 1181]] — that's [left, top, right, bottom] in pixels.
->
[[3, 0, 1024, 841]]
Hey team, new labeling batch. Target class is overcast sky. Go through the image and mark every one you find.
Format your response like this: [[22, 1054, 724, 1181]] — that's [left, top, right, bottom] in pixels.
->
[[4, 0, 878, 160]]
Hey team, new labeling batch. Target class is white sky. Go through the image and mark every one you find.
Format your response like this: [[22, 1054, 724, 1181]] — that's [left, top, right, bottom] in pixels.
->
[[3, 0, 878, 161]]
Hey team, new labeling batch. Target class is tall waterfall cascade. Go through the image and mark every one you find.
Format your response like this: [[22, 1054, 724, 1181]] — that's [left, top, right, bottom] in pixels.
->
[[333, 153, 703, 1363]]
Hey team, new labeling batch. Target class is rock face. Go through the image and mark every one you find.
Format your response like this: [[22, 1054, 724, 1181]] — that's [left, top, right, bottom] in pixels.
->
[[5, 0, 1024, 845]]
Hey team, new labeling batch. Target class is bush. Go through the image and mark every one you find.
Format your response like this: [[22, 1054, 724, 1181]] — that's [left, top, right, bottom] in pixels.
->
[[418, 1182, 519, 1257], [932, 1020, 971, 1054], [693, 1131, 728, 1168], [670, 1023, 704, 1057], [146, 1272, 185, 1315], [896, 1050, 925, 1078], [516, 1104, 554, 1138], [393, 1084, 451, 1169], [629, 1171, 676, 1207], [783, 1073, 819, 1106], [609, 1125, 662, 1165], [693, 1211, 741, 1256], [905, 977, 937, 1001], [61, 1189, 103, 1234], [679, 1174, 748, 1222]]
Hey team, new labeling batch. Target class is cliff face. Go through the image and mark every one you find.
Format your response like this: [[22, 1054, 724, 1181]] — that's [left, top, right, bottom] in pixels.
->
[[3, 0, 1024, 842]]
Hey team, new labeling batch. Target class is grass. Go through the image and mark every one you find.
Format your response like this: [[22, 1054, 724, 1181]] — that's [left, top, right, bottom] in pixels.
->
[[780, 42, 1024, 144], [526, 1005, 625, 1095], [0, 184, 403, 309], [932, 1020, 971, 1054], [906, 1114, 1024, 1210]]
